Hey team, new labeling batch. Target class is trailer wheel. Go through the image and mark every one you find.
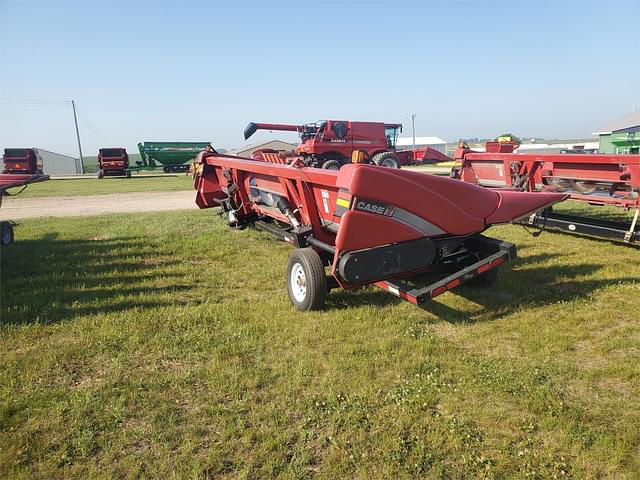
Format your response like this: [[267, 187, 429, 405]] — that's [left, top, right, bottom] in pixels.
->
[[1, 222, 14, 246], [287, 248, 327, 311], [229, 221, 248, 230], [97, 169, 104, 179], [372, 152, 400, 168], [322, 159, 342, 171], [468, 267, 498, 287]]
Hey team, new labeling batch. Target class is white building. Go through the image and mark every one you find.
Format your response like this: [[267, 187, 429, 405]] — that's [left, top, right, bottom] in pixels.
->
[[227, 140, 297, 158], [396, 136, 447, 154], [35, 148, 83, 175]]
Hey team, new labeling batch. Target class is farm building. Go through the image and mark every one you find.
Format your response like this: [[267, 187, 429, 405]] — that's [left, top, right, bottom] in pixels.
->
[[396, 136, 447, 155], [593, 111, 640, 154], [227, 140, 296, 157]]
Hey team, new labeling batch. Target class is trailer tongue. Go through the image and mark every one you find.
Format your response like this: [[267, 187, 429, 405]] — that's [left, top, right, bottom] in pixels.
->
[[0, 173, 49, 245], [193, 151, 567, 310]]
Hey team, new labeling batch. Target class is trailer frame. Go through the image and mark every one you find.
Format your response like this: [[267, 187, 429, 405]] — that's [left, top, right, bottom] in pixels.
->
[[453, 144, 640, 245]]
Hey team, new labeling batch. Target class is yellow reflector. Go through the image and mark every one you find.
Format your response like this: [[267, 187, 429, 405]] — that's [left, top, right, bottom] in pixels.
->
[[336, 198, 350, 208]]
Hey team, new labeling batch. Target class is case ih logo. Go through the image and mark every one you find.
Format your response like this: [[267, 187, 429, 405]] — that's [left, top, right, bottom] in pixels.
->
[[355, 200, 395, 217]]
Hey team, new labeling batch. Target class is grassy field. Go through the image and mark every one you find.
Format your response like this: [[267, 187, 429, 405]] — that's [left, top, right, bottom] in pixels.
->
[[1, 208, 640, 478], [8, 175, 194, 198]]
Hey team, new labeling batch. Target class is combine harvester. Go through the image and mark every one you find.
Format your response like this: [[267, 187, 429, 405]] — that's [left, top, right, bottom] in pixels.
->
[[137, 142, 211, 173], [1, 149, 49, 244], [193, 149, 566, 310], [452, 139, 640, 245], [244, 120, 451, 170]]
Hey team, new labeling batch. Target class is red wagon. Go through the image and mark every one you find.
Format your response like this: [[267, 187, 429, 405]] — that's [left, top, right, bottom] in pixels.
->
[[452, 141, 640, 244], [193, 150, 566, 310]]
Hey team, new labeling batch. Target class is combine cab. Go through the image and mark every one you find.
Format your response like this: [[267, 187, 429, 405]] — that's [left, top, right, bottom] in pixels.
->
[[2, 148, 43, 175], [97, 148, 130, 178]]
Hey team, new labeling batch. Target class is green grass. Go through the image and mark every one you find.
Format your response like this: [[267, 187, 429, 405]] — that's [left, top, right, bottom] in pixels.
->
[[8, 175, 194, 198], [1, 209, 640, 478]]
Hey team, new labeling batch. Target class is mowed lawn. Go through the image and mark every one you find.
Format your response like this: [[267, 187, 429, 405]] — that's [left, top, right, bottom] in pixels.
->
[[7, 175, 194, 198], [1, 209, 639, 478]]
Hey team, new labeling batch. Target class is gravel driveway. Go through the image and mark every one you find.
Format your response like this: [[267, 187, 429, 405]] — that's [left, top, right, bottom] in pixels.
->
[[0, 191, 197, 220]]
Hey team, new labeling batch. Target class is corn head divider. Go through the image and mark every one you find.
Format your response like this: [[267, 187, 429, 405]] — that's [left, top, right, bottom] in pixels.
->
[[452, 142, 640, 244], [194, 151, 566, 310]]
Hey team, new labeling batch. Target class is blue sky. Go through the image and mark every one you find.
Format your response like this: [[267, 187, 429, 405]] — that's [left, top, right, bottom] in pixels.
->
[[1, 0, 639, 157]]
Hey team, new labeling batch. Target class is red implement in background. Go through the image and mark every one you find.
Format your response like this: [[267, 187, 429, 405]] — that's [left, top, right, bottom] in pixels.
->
[[193, 150, 566, 310], [0, 173, 49, 245], [452, 141, 640, 244], [2, 148, 43, 174], [97, 148, 131, 179]]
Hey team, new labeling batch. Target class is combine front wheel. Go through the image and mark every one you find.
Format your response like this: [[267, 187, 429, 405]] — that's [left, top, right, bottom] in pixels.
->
[[322, 159, 342, 171], [372, 152, 400, 168], [286, 248, 327, 311]]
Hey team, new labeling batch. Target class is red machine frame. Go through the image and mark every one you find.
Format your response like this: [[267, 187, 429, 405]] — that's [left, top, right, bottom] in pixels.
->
[[0, 173, 49, 245], [194, 150, 565, 310], [453, 142, 640, 244]]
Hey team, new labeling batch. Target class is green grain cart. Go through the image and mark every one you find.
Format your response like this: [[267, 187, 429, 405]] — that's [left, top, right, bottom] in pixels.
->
[[136, 142, 212, 173]]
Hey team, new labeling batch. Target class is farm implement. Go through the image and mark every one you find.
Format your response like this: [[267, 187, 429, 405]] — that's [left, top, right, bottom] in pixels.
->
[[97, 148, 131, 178], [0, 174, 49, 245], [244, 120, 451, 170], [452, 140, 640, 245], [137, 142, 212, 173], [193, 150, 566, 310]]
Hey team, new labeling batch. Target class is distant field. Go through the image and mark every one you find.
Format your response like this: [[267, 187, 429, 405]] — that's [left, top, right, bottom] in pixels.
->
[[6, 175, 194, 198]]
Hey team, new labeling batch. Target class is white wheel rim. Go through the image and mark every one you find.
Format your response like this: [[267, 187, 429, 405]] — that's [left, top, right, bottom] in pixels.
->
[[290, 262, 307, 303]]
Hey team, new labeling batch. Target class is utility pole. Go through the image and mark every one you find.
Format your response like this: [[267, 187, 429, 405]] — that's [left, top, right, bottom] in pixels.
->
[[411, 113, 417, 152], [71, 100, 85, 174]]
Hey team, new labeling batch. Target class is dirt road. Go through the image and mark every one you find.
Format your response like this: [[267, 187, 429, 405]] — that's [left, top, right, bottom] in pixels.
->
[[0, 191, 197, 220]]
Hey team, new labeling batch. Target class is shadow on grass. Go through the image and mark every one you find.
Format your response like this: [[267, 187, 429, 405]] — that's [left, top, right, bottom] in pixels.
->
[[326, 251, 634, 323], [1, 236, 192, 326]]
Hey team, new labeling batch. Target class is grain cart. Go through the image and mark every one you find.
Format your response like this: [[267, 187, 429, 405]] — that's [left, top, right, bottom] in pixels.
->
[[193, 149, 566, 310], [97, 148, 130, 178], [137, 142, 212, 173], [244, 120, 450, 170], [2, 148, 43, 174], [0, 173, 49, 245], [452, 140, 640, 244]]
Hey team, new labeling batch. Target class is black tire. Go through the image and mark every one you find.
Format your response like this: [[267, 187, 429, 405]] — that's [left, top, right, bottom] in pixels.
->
[[322, 159, 342, 171], [286, 248, 327, 311], [97, 169, 104, 179], [163, 166, 170, 173], [467, 267, 498, 287], [229, 221, 248, 230], [126, 170, 132, 178], [1, 222, 14, 246], [372, 152, 400, 168]]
